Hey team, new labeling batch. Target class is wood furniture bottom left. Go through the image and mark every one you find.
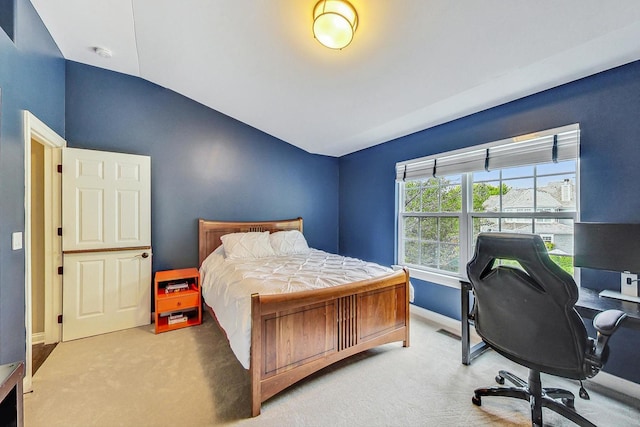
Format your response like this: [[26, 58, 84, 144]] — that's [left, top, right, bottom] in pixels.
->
[[0, 362, 24, 427]]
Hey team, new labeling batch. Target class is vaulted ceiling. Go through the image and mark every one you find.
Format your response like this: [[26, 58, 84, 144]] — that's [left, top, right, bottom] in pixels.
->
[[30, 1, 640, 156]]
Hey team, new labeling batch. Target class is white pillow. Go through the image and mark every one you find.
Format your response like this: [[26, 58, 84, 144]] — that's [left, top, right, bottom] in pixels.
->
[[220, 232, 275, 259], [269, 230, 310, 255]]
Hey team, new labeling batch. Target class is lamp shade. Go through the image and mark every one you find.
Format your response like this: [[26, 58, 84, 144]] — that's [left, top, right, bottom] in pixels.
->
[[313, 0, 358, 49]]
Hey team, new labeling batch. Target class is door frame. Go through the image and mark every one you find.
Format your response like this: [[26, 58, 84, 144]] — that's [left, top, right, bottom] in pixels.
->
[[23, 111, 66, 392]]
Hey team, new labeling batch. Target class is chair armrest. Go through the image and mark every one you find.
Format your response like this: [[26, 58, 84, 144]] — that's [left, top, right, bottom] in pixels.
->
[[590, 310, 627, 370], [594, 309, 626, 336]]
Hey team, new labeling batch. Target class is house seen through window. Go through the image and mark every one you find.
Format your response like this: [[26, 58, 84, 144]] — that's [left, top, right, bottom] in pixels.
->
[[396, 124, 579, 281]]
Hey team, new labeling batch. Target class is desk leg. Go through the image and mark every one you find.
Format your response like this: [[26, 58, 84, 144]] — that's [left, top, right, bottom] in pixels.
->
[[461, 281, 471, 365], [461, 281, 489, 365], [16, 368, 23, 427]]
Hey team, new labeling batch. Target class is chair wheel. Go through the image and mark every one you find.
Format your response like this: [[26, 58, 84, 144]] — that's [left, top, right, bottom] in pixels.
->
[[561, 397, 575, 409], [495, 375, 505, 385], [472, 395, 482, 406]]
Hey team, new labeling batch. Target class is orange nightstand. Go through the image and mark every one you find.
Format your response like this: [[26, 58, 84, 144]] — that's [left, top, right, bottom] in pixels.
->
[[154, 268, 202, 333]]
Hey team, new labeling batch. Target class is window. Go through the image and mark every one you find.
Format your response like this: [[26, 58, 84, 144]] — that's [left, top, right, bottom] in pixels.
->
[[402, 176, 462, 273], [396, 124, 579, 282]]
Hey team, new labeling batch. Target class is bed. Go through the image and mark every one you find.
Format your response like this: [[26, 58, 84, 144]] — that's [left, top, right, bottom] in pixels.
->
[[198, 217, 411, 416]]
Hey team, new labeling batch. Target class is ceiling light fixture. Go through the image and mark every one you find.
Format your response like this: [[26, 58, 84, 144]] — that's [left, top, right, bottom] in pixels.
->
[[93, 46, 112, 59], [312, 0, 358, 50]]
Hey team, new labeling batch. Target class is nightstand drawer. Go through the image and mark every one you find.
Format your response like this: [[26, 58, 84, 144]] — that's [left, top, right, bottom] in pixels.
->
[[157, 292, 199, 313]]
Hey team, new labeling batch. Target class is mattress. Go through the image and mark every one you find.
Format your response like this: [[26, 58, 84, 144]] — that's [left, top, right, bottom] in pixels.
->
[[200, 248, 410, 369]]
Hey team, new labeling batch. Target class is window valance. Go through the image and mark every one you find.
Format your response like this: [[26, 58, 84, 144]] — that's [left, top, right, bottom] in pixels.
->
[[395, 124, 579, 181]]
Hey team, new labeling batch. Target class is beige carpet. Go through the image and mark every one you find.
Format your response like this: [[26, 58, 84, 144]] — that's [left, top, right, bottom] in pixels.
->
[[24, 312, 640, 426]]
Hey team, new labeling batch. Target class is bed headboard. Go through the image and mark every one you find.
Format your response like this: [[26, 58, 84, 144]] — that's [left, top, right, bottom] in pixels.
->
[[198, 217, 303, 266]]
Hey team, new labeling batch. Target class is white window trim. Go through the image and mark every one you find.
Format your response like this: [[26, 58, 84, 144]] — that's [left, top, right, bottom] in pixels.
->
[[395, 124, 580, 287], [409, 267, 465, 289]]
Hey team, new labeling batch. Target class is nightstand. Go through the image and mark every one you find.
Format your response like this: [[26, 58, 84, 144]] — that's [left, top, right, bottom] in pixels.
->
[[154, 268, 202, 333]]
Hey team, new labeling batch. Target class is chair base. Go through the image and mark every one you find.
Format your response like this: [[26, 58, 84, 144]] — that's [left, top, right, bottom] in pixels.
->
[[472, 369, 596, 427]]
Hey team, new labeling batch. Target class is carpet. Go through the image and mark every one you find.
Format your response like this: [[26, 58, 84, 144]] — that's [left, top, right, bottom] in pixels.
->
[[24, 312, 640, 426]]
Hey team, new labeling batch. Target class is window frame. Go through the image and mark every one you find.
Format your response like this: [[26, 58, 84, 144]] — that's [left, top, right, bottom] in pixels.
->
[[395, 125, 580, 288]]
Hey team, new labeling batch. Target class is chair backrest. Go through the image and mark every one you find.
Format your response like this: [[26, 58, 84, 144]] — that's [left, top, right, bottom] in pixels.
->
[[467, 232, 590, 379]]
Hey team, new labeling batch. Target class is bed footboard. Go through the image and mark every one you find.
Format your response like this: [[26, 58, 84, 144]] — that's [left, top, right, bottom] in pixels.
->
[[250, 268, 410, 416]]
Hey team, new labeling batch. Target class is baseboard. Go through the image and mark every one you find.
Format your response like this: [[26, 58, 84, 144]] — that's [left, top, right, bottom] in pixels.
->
[[587, 371, 640, 401], [32, 332, 45, 345], [409, 304, 481, 342], [410, 304, 640, 401]]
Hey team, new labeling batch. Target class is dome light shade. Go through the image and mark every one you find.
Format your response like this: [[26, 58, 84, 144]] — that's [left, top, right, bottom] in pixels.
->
[[313, 0, 358, 49]]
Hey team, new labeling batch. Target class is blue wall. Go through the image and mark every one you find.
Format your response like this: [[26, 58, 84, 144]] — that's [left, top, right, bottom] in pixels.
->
[[0, 0, 16, 41], [65, 61, 339, 272], [0, 0, 65, 365], [339, 60, 640, 383]]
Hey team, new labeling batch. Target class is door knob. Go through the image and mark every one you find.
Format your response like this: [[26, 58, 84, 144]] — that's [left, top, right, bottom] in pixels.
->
[[141, 252, 149, 258]]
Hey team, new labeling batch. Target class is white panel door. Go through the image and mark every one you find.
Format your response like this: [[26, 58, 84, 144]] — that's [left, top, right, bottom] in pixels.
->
[[62, 250, 152, 341], [62, 148, 150, 251], [61, 147, 151, 340]]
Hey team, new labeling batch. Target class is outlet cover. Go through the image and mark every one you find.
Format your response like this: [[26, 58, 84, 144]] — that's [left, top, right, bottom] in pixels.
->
[[621, 271, 638, 297]]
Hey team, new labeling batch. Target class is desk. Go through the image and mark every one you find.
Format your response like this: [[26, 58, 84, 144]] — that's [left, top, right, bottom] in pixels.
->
[[575, 288, 640, 326], [461, 282, 640, 365], [0, 362, 24, 427]]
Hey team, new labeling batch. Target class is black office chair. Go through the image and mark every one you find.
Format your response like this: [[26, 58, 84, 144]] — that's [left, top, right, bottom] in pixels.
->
[[466, 232, 626, 427]]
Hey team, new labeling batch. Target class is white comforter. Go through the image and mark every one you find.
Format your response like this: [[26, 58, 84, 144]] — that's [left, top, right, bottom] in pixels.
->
[[200, 248, 406, 369]]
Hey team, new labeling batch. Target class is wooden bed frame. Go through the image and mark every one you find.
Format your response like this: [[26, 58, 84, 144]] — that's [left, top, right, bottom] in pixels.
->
[[198, 218, 411, 416]]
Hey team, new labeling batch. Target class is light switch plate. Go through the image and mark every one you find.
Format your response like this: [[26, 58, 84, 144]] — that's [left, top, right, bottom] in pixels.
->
[[12, 232, 22, 250]]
